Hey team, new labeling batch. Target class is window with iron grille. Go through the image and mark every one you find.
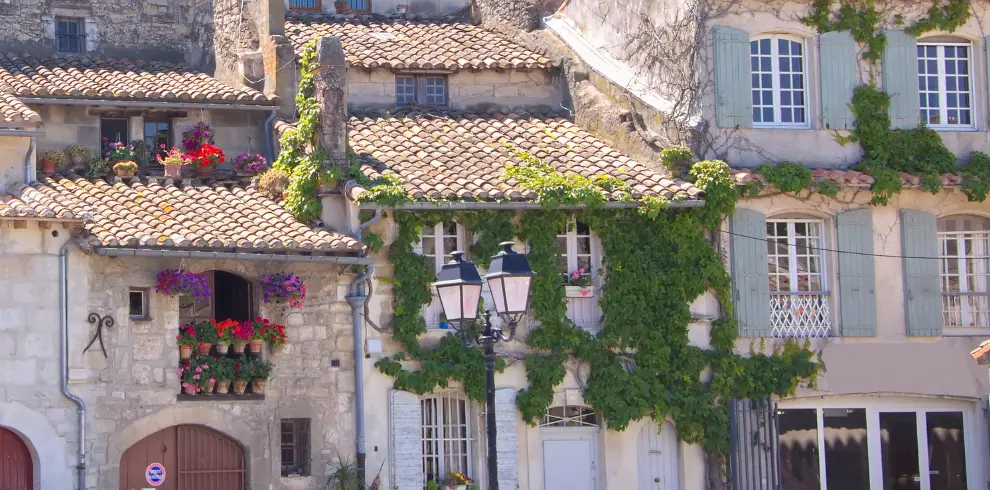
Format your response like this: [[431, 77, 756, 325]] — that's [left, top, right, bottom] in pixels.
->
[[938, 215, 990, 328], [766, 219, 831, 337], [288, 0, 321, 9], [421, 393, 471, 483], [395, 75, 448, 107], [56, 17, 86, 53], [281, 418, 311, 476]]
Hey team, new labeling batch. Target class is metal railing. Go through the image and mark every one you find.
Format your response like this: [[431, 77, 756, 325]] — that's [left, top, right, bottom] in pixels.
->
[[942, 292, 990, 328], [769, 291, 832, 337]]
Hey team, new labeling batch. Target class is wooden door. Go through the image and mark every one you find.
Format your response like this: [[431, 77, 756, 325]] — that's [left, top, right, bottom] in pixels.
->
[[0, 427, 32, 490], [638, 421, 679, 490], [120, 425, 245, 490]]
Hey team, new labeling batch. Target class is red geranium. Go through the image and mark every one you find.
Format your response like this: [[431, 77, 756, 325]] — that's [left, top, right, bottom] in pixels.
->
[[185, 143, 225, 168]]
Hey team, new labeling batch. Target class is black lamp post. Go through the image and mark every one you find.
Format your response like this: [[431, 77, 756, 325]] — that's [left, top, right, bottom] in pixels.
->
[[433, 242, 533, 490]]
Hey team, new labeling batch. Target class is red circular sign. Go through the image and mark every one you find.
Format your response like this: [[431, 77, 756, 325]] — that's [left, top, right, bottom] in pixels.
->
[[145, 462, 166, 486]]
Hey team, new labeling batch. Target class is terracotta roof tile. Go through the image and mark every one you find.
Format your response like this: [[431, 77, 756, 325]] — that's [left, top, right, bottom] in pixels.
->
[[277, 109, 700, 202], [4, 175, 360, 251], [0, 54, 276, 105], [0, 93, 41, 126], [285, 14, 555, 70], [731, 168, 966, 190]]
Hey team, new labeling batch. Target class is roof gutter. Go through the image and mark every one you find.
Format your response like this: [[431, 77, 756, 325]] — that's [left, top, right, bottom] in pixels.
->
[[358, 200, 707, 210], [17, 97, 280, 111], [92, 247, 375, 265], [1, 128, 46, 136]]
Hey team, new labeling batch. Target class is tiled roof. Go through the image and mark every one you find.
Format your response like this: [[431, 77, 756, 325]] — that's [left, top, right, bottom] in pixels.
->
[[0, 93, 41, 126], [284, 14, 555, 70], [303, 108, 701, 202], [3, 174, 361, 252], [0, 54, 276, 105], [731, 168, 965, 189]]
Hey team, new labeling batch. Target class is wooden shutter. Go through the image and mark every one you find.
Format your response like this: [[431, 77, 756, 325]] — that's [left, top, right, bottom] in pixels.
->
[[837, 209, 877, 336], [495, 389, 519, 490], [900, 209, 942, 336], [714, 25, 754, 129], [985, 36, 990, 122], [819, 31, 858, 130], [730, 208, 772, 337], [390, 389, 424, 490], [883, 30, 920, 130]]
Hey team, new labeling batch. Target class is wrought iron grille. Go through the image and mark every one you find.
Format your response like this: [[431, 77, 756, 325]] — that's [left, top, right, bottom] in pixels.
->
[[729, 399, 781, 490], [769, 292, 831, 337], [55, 17, 85, 53]]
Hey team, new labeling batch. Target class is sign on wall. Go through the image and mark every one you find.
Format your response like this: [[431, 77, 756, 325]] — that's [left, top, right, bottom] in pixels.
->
[[145, 463, 166, 487]]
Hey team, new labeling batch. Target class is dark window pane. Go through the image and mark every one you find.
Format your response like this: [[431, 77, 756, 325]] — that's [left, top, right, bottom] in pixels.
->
[[751, 40, 759, 54], [779, 58, 790, 71], [761, 57, 771, 72], [880, 412, 921, 490], [793, 58, 803, 72], [823, 409, 869, 490], [782, 108, 793, 123], [753, 107, 762, 122], [779, 39, 790, 55], [760, 38, 771, 52], [779, 409, 822, 490], [791, 41, 802, 55], [128, 291, 144, 317], [763, 107, 774, 122], [927, 412, 967, 490]]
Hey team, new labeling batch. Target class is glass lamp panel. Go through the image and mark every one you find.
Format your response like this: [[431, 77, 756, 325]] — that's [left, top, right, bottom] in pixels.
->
[[501, 276, 532, 314], [436, 284, 465, 321], [488, 276, 508, 315], [460, 283, 482, 320]]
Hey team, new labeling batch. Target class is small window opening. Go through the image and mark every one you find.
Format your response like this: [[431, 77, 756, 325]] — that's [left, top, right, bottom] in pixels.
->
[[56, 17, 86, 53], [129, 288, 149, 320], [281, 418, 311, 476], [395, 74, 448, 107]]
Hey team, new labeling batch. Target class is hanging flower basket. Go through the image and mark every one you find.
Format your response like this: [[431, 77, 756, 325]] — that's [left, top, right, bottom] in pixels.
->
[[260, 272, 307, 308], [156, 269, 210, 301]]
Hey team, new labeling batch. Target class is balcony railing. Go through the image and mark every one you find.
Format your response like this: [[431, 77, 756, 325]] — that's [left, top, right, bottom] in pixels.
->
[[769, 292, 831, 338], [942, 292, 990, 328]]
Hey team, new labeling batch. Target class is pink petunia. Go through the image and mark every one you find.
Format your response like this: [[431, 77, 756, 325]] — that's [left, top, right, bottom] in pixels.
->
[[195, 367, 202, 373], [193, 374, 200, 380]]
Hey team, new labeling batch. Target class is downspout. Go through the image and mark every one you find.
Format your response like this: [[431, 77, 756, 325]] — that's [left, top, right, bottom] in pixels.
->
[[263, 109, 278, 164], [59, 242, 86, 490], [23, 136, 36, 185], [347, 207, 383, 481]]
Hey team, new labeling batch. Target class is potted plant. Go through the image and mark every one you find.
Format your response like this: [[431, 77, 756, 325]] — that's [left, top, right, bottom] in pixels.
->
[[104, 140, 135, 162], [249, 358, 272, 394], [38, 149, 65, 176], [158, 146, 190, 178], [563, 268, 594, 298], [176, 324, 197, 360], [65, 145, 91, 169], [85, 157, 111, 178], [443, 471, 473, 490], [155, 269, 211, 301], [193, 320, 218, 355], [179, 357, 213, 395], [248, 317, 269, 353], [232, 356, 252, 394], [214, 318, 237, 354], [232, 152, 268, 176], [260, 272, 307, 309], [334, 0, 349, 13], [186, 143, 225, 177], [113, 160, 138, 177], [232, 320, 252, 354], [182, 122, 215, 151], [264, 321, 287, 354], [213, 356, 235, 394], [257, 168, 290, 200]]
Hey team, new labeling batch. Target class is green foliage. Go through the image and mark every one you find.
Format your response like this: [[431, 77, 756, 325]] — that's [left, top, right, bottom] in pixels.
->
[[659, 145, 695, 177], [689, 159, 735, 228], [754, 162, 813, 193], [800, 0, 885, 61], [905, 0, 970, 36], [461, 211, 517, 268], [503, 145, 628, 207], [961, 152, 990, 202]]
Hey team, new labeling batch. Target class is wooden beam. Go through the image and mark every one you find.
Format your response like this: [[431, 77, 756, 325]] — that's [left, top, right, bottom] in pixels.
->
[[12, 220, 27, 229], [37, 221, 51, 229]]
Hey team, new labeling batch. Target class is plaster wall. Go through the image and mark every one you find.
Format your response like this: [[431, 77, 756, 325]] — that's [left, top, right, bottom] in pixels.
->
[[0, 135, 32, 193], [284, 0, 470, 18]]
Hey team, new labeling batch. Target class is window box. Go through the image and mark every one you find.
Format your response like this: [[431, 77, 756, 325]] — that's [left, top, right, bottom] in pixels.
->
[[564, 286, 595, 298]]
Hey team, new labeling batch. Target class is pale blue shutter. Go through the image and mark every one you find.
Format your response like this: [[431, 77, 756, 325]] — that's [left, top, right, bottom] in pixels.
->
[[390, 389, 424, 490], [731, 208, 771, 337], [837, 209, 877, 336], [495, 389, 519, 490], [985, 36, 990, 121], [819, 31, 858, 130], [900, 209, 942, 336], [714, 25, 754, 129], [883, 30, 920, 130]]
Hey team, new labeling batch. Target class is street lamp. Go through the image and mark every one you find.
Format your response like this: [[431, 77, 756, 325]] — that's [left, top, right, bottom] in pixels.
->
[[433, 242, 533, 490]]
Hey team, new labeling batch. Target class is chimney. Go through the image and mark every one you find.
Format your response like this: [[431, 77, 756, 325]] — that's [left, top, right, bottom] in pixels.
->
[[263, 35, 297, 119]]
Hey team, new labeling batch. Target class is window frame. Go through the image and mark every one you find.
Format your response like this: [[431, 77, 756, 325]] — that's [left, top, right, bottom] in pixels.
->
[[556, 219, 599, 283], [937, 215, 990, 330], [394, 74, 449, 107], [143, 118, 173, 172], [287, 0, 322, 10], [917, 41, 976, 131], [417, 223, 469, 329], [765, 217, 833, 338], [347, 0, 371, 13], [55, 16, 86, 54], [749, 34, 810, 129], [280, 418, 312, 477], [421, 392, 473, 483], [128, 288, 150, 321], [766, 218, 829, 295]]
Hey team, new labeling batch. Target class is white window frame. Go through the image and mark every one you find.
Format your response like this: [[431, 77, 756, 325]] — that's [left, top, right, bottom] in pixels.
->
[[917, 41, 976, 131], [556, 219, 599, 283], [417, 223, 469, 329], [395, 74, 449, 107], [750, 34, 810, 129], [938, 215, 990, 331], [766, 218, 832, 337], [421, 392, 473, 483]]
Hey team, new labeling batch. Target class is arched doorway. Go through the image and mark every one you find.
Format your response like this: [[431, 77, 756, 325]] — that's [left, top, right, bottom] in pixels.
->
[[637, 421, 679, 490], [120, 425, 245, 490], [0, 427, 32, 490]]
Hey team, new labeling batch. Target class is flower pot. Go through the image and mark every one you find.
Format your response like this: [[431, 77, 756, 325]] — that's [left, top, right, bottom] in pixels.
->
[[335, 3, 349, 13], [249, 339, 264, 353], [164, 164, 183, 178], [215, 342, 229, 355], [179, 345, 193, 360], [251, 379, 267, 394], [115, 168, 136, 178], [40, 159, 57, 176], [232, 379, 248, 395], [195, 165, 214, 177], [197, 342, 213, 356], [455, 486, 467, 490], [70, 154, 87, 166], [216, 380, 231, 394], [269, 343, 285, 356], [232, 341, 247, 354], [564, 286, 595, 298], [203, 379, 216, 395], [184, 385, 198, 395], [396, 4, 408, 13]]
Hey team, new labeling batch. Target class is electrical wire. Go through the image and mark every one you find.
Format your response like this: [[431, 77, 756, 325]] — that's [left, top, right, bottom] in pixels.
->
[[716, 228, 977, 261]]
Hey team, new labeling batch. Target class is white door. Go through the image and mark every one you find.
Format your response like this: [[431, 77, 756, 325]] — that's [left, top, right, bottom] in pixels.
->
[[638, 421, 680, 490], [542, 436, 596, 490]]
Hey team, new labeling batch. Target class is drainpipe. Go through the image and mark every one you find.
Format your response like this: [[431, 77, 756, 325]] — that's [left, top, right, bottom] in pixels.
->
[[346, 208, 382, 481], [263, 109, 278, 164], [59, 242, 86, 490], [23, 136, 36, 185]]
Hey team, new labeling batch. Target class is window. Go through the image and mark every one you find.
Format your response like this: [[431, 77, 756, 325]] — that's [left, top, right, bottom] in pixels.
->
[[418, 223, 468, 329], [179, 270, 254, 325], [348, 0, 370, 11], [918, 43, 974, 129], [938, 216, 990, 328], [540, 405, 600, 428], [56, 17, 86, 53], [556, 220, 593, 282], [421, 393, 471, 483], [128, 288, 149, 320], [750, 36, 807, 127], [143, 119, 171, 171], [395, 75, 448, 107], [100, 118, 129, 150], [281, 418, 311, 476], [766, 219, 831, 337], [288, 0, 321, 9]]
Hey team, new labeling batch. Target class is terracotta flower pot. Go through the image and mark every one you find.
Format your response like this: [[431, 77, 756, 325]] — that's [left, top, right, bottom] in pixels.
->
[[336, 2, 349, 13], [216, 380, 231, 394], [215, 343, 229, 355], [115, 168, 136, 178], [203, 379, 216, 395], [40, 159, 57, 176], [251, 379, 267, 394], [195, 165, 214, 177], [184, 385, 198, 395], [164, 164, 183, 178], [232, 379, 248, 395], [197, 342, 213, 356], [249, 339, 264, 353], [179, 345, 193, 360], [232, 341, 247, 354], [269, 343, 284, 356]]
